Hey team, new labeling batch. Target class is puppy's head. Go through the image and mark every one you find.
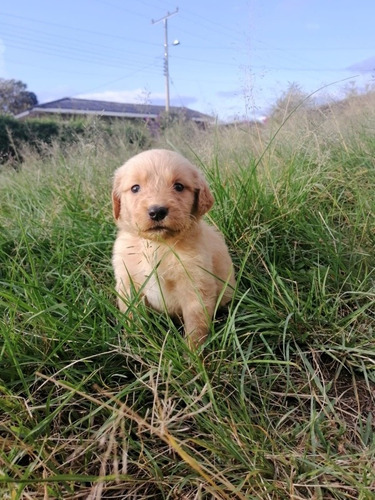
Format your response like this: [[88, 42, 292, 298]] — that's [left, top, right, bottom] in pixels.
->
[[112, 149, 214, 240]]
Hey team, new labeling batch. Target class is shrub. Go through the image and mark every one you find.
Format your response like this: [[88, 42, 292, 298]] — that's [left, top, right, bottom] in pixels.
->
[[0, 115, 28, 162], [0, 116, 152, 165]]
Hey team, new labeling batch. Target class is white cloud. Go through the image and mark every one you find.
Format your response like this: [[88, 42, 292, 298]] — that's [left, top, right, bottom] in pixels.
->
[[76, 88, 165, 105], [75, 88, 199, 109], [347, 56, 375, 73]]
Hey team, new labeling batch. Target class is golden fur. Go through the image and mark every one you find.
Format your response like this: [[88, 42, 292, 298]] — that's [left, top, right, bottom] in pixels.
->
[[112, 149, 235, 349]]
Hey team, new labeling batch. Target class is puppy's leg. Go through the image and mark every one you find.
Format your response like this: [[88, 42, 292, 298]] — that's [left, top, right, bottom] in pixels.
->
[[182, 294, 216, 350], [116, 278, 132, 313], [115, 267, 141, 316]]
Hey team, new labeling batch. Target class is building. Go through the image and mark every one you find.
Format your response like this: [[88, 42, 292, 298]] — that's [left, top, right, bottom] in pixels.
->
[[15, 97, 213, 126]]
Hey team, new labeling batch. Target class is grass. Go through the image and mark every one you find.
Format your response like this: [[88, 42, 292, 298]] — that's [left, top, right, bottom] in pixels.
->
[[0, 98, 375, 499]]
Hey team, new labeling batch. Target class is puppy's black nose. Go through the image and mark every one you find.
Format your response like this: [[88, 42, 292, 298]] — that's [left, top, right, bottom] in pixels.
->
[[148, 205, 168, 221]]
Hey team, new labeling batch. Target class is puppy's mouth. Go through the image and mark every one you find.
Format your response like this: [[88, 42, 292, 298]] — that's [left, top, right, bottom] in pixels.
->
[[146, 225, 179, 236], [148, 226, 176, 233]]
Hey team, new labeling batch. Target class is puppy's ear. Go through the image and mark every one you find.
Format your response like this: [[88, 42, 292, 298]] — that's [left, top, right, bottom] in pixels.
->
[[112, 173, 122, 220], [196, 174, 214, 216], [112, 189, 121, 220]]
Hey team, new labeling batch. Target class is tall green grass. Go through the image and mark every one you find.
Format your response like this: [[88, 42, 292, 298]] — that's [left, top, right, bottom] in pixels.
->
[[1, 99, 375, 498]]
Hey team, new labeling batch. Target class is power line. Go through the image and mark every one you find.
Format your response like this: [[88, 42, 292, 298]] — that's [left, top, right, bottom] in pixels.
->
[[0, 11, 158, 46], [0, 20, 159, 54], [1, 35, 155, 68], [2, 38, 161, 73]]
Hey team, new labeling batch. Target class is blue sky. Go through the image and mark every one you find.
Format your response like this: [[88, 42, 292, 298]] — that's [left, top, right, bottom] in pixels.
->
[[1, 0, 374, 121]]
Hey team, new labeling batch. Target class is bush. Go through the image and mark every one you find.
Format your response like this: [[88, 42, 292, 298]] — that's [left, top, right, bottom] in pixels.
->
[[0, 115, 85, 163], [0, 115, 28, 162], [101, 119, 151, 149], [0, 115, 151, 165]]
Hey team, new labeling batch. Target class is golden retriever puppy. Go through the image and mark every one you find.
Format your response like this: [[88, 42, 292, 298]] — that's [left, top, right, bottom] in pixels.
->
[[112, 149, 235, 349]]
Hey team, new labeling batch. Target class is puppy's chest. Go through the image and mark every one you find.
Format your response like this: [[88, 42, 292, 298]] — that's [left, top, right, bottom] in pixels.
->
[[141, 244, 188, 313]]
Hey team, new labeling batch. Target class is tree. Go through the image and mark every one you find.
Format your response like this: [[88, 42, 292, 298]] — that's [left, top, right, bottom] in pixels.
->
[[0, 78, 38, 115], [269, 82, 314, 124]]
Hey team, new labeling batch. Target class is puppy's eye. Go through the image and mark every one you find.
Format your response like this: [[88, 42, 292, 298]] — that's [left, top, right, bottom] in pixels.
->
[[173, 183, 184, 192], [131, 185, 140, 193]]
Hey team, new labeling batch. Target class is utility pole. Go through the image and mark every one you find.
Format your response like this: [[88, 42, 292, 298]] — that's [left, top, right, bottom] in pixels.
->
[[152, 8, 179, 114]]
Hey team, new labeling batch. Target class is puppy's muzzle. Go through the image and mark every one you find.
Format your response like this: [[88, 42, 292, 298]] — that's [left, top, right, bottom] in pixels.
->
[[148, 205, 169, 222]]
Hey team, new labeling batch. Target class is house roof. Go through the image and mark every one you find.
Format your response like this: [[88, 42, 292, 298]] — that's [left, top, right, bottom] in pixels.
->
[[16, 97, 213, 123]]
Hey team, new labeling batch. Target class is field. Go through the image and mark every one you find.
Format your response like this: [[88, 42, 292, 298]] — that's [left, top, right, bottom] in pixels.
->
[[1, 92, 375, 499]]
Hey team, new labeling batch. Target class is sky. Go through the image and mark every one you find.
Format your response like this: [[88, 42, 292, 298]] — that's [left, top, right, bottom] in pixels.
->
[[1, 0, 374, 121]]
